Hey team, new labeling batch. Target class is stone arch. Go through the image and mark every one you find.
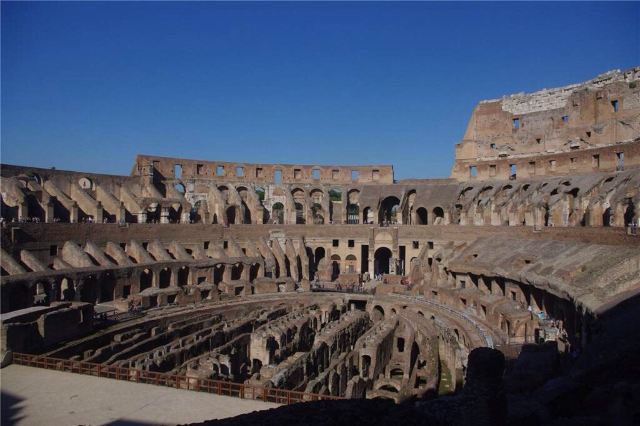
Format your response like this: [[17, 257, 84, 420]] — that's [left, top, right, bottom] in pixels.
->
[[374, 247, 392, 275], [140, 268, 153, 292], [271, 202, 284, 224], [362, 207, 372, 224], [60, 278, 75, 301], [416, 207, 428, 225], [371, 305, 385, 322], [226, 206, 237, 225], [432, 207, 445, 224], [330, 254, 341, 281], [177, 266, 189, 287], [379, 196, 401, 225], [159, 268, 171, 289], [345, 254, 357, 274]]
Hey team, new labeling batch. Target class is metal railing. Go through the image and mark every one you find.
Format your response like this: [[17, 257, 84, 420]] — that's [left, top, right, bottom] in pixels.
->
[[11, 353, 345, 405]]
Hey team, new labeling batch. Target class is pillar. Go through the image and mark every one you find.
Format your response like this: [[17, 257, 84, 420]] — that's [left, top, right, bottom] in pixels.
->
[[95, 202, 104, 224], [181, 211, 190, 224], [70, 203, 79, 223], [160, 207, 170, 224], [45, 201, 55, 223], [18, 202, 28, 221]]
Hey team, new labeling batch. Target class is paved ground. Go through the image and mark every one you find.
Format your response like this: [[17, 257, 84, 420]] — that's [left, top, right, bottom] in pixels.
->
[[1, 365, 278, 426]]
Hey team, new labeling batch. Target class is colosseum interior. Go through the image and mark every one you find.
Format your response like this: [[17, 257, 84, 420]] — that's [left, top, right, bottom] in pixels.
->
[[1, 67, 640, 425]]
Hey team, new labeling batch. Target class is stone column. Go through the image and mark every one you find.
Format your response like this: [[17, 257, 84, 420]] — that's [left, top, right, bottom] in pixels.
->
[[70, 203, 79, 223], [160, 207, 170, 224], [18, 202, 28, 221], [95, 202, 104, 224], [117, 202, 126, 224], [181, 211, 190, 224], [45, 201, 55, 223]]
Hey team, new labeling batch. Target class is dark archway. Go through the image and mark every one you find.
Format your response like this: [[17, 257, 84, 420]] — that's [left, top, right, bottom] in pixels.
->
[[374, 247, 392, 275], [432, 207, 444, 224], [226, 206, 237, 225], [603, 207, 612, 227], [272, 202, 284, 224], [379, 196, 401, 225], [314, 247, 326, 274], [372, 305, 385, 322], [140, 269, 153, 292], [159, 268, 171, 289], [363, 207, 371, 224], [416, 207, 428, 225], [330, 254, 341, 281], [177, 266, 189, 287], [295, 202, 305, 224], [624, 199, 635, 226], [242, 202, 252, 224]]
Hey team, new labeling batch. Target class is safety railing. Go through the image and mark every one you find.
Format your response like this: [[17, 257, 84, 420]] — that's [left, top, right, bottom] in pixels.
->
[[11, 353, 345, 405]]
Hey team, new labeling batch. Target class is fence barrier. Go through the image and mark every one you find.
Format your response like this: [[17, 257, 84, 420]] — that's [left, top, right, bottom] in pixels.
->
[[11, 352, 345, 405]]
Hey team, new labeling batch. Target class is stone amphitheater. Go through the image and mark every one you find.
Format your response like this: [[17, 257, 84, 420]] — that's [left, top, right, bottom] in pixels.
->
[[1, 67, 639, 426]]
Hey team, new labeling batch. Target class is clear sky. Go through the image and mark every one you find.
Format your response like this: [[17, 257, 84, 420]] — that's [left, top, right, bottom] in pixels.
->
[[2, 2, 638, 180]]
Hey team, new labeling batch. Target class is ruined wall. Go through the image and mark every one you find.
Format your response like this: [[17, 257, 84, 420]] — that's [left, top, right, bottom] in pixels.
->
[[452, 67, 640, 180], [132, 155, 394, 185]]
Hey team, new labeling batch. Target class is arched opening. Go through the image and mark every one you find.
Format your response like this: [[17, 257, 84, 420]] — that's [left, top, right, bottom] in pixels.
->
[[159, 268, 171, 289], [345, 254, 357, 273], [374, 247, 392, 275], [177, 266, 189, 287], [372, 305, 385, 321], [140, 269, 153, 292], [61, 278, 75, 301], [249, 263, 260, 282], [330, 254, 341, 281], [347, 190, 360, 224], [174, 183, 185, 194], [390, 367, 404, 379], [242, 202, 252, 224], [101, 273, 116, 302], [603, 207, 612, 227], [214, 265, 224, 285], [432, 207, 445, 224], [362, 207, 371, 224], [379, 196, 401, 225], [416, 207, 428, 225], [380, 384, 399, 393], [271, 202, 284, 224], [311, 203, 324, 224], [314, 247, 325, 278], [232, 263, 243, 280], [295, 202, 305, 224], [226, 206, 237, 225], [34, 281, 49, 305], [624, 199, 635, 226], [81, 275, 99, 303], [361, 355, 371, 378]]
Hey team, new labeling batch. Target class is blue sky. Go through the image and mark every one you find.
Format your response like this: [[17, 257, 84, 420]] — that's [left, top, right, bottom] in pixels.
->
[[2, 2, 638, 179]]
